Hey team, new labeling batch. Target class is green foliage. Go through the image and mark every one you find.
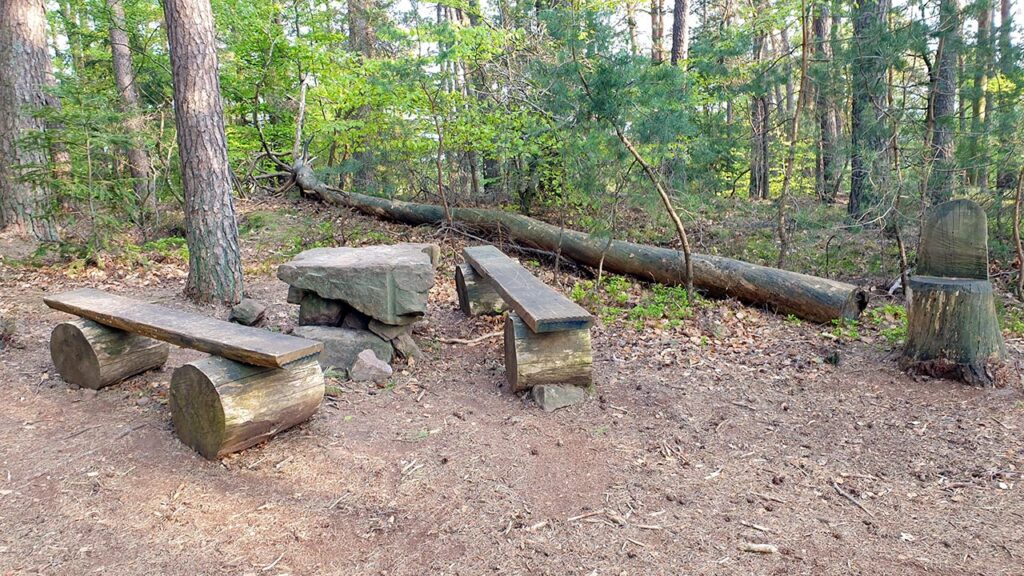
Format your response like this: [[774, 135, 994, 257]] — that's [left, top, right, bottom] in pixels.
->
[[570, 275, 696, 329]]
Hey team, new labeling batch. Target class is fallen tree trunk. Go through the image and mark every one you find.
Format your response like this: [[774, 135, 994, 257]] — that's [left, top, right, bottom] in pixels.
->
[[314, 190, 867, 323]]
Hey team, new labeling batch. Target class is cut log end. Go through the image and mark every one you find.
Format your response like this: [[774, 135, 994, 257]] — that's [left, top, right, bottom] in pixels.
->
[[902, 276, 1007, 386], [455, 263, 507, 316], [170, 356, 324, 459], [50, 319, 169, 389], [504, 314, 592, 392]]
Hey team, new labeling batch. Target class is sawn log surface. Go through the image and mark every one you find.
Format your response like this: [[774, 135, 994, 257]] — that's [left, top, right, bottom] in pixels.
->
[[44, 288, 322, 368]]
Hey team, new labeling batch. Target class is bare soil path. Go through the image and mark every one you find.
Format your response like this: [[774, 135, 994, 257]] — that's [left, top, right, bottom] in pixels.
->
[[1, 203, 1022, 575]]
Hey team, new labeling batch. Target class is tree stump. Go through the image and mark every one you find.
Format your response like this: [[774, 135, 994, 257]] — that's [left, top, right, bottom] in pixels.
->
[[456, 263, 507, 316], [169, 356, 324, 459], [504, 313, 592, 392], [50, 319, 169, 389], [902, 276, 1006, 385], [902, 199, 1008, 385]]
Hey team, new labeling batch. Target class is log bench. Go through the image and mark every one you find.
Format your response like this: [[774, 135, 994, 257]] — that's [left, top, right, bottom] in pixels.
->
[[458, 246, 594, 391], [44, 288, 325, 459]]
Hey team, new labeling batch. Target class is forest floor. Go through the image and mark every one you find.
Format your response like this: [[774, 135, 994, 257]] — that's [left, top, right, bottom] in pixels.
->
[[1, 197, 1023, 575]]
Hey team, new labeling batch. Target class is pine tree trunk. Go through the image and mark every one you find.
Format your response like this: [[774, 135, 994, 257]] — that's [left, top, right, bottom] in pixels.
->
[[749, 14, 770, 200], [968, 3, 992, 190], [927, 0, 961, 205], [0, 0, 59, 241], [994, 0, 1018, 198], [349, 0, 377, 190], [163, 0, 244, 304], [849, 0, 890, 217], [670, 0, 689, 65], [108, 0, 157, 227], [813, 1, 840, 203], [651, 0, 665, 63]]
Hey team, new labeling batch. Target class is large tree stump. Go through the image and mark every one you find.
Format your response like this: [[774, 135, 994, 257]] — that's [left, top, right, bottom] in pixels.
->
[[903, 199, 1008, 385], [902, 277, 1006, 385], [455, 263, 507, 316], [169, 356, 324, 459], [504, 313, 592, 392], [50, 319, 169, 389]]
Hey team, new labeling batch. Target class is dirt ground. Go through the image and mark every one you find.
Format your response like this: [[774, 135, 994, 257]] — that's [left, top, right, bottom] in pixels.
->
[[1, 204, 1023, 575]]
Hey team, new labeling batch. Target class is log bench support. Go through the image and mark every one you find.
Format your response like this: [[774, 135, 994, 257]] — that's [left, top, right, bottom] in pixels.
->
[[455, 264, 507, 316], [504, 313, 592, 391], [50, 319, 169, 389], [170, 356, 324, 460]]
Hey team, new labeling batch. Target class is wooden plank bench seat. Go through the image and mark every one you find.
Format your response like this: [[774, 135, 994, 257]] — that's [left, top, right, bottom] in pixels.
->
[[44, 288, 325, 459], [457, 246, 593, 391]]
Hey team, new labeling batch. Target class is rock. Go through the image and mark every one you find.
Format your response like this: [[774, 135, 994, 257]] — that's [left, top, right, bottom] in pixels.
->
[[136, 396, 151, 407], [349, 349, 393, 383], [278, 243, 438, 325], [341, 311, 371, 331], [368, 319, 411, 341], [392, 332, 422, 359], [292, 326, 393, 378], [286, 286, 307, 304], [229, 298, 267, 326], [298, 293, 347, 326], [531, 385, 586, 412]]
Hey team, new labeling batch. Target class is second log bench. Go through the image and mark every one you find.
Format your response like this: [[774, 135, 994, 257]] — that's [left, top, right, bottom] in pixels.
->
[[44, 288, 325, 459], [457, 246, 594, 391]]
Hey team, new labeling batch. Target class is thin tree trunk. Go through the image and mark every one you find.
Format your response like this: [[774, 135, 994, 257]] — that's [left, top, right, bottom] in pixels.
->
[[813, 1, 839, 202], [349, 0, 376, 190], [968, 2, 992, 189], [626, 0, 639, 56], [777, 0, 811, 268], [670, 0, 689, 65], [163, 0, 244, 304], [849, 0, 890, 218], [108, 0, 158, 229], [927, 0, 961, 205], [749, 5, 770, 200], [994, 0, 1018, 200], [0, 0, 59, 241], [651, 0, 665, 63]]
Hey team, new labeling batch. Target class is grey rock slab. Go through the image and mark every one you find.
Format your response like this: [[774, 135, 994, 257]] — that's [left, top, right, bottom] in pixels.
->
[[278, 243, 438, 325], [298, 293, 347, 326], [531, 384, 586, 412], [341, 311, 371, 331], [292, 326, 393, 378], [368, 319, 412, 340], [229, 298, 267, 326], [391, 332, 422, 359], [349, 349, 393, 383]]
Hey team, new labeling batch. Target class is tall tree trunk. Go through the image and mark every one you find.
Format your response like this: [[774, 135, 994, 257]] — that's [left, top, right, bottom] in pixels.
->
[[813, 1, 840, 202], [849, 0, 891, 218], [994, 0, 1018, 198], [0, 0, 59, 241], [926, 0, 961, 205], [108, 0, 157, 228], [349, 0, 377, 190], [651, 0, 665, 63], [670, 0, 689, 65], [968, 2, 992, 189], [626, 0, 639, 56], [163, 0, 244, 304], [749, 8, 770, 200]]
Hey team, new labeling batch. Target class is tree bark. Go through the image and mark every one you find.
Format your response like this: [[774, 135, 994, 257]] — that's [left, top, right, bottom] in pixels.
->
[[163, 0, 244, 304], [50, 319, 169, 390], [0, 0, 59, 241], [670, 0, 689, 65], [651, 0, 665, 63], [813, 1, 840, 202], [849, 0, 891, 218], [967, 2, 992, 190], [749, 10, 770, 201], [108, 0, 157, 227], [505, 313, 592, 391], [348, 0, 377, 190], [994, 0, 1018, 198], [926, 0, 961, 205]]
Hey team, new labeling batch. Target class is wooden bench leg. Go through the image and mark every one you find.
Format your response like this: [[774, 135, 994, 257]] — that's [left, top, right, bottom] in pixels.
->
[[169, 356, 324, 459], [504, 313, 592, 392], [50, 319, 169, 389], [456, 264, 507, 316]]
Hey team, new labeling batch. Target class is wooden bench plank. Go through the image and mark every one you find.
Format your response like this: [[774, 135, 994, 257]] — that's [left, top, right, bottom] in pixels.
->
[[44, 288, 322, 368], [463, 246, 592, 333]]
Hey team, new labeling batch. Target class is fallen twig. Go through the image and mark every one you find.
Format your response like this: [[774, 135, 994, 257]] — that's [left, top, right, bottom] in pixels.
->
[[739, 542, 778, 554], [832, 481, 875, 517], [436, 331, 502, 346]]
